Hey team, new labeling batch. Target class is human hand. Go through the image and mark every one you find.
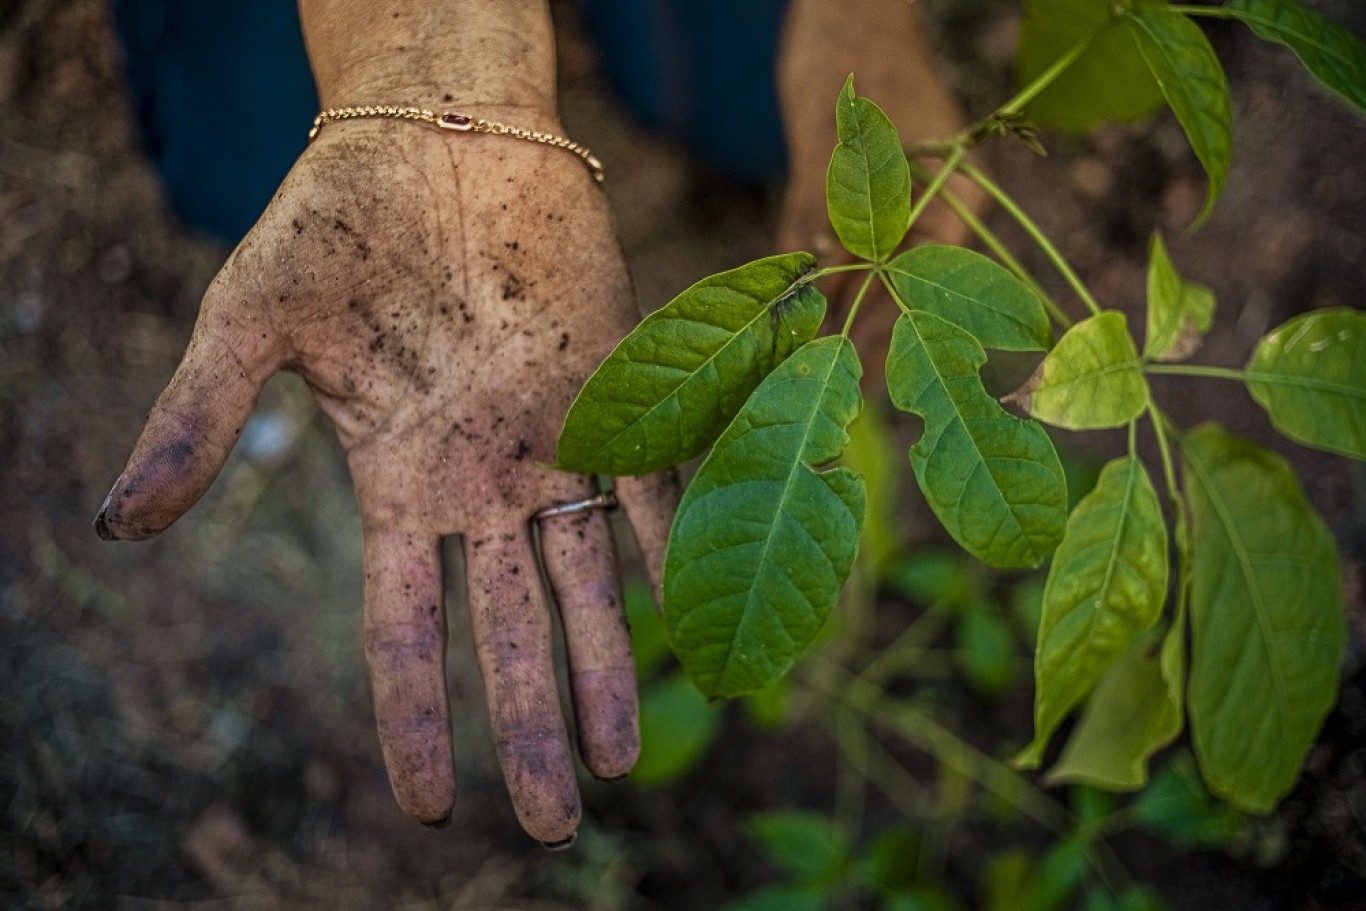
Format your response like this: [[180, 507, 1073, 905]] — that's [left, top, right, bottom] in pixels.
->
[[93, 108, 677, 844], [775, 0, 987, 368]]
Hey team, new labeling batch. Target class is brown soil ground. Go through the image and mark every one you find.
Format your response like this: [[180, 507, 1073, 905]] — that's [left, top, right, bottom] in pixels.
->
[[2, 0, 1364, 908]]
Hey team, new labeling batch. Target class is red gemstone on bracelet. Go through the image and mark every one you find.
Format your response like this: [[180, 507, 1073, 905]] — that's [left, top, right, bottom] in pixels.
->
[[439, 113, 473, 131]]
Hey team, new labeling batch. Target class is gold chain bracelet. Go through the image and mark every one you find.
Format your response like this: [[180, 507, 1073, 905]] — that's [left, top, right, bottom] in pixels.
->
[[308, 105, 605, 184]]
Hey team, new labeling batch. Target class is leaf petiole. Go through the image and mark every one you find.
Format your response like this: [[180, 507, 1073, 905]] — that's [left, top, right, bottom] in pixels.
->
[[878, 269, 913, 318], [1144, 363, 1246, 382], [809, 262, 876, 280], [841, 269, 881, 338], [1146, 403, 1183, 515]]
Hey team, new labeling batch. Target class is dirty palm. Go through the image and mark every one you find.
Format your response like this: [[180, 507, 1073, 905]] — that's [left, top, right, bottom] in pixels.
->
[[559, 0, 1366, 817]]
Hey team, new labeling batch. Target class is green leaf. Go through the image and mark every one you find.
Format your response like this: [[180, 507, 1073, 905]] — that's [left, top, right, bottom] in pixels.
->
[[626, 578, 672, 677], [744, 676, 793, 730], [664, 337, 866, 697], [886, 551, 976, 608], [887, 245, 1052, 351], [722, 886, 827, 911], [1125, 7, 1233, 225], [748, 810, 849, 887], [633, 674, 721, 785], [984, 850, 1033, 911], [1144, 232, 1215, 362], [1045, 621, 1184, 790], [557, 252, 825, 475], [1007, 312, 1149, 430], [959, 600, 1018, 696], [1083, 884, 1169, 911], [1245, 308, 1366, 460], [886, 311, 1067, 568], [1017, 0, 1165, 131], [827, 75, 912, 261], [1183, 424, 1345, 813], [1017, 456, 1169, 768], [1012, 574, 1047, 642], [1132, 754, 1247, 847], [885, 889, 964, 911], [1226, 0, 1366, 116], [858, 826, 923, 893], [843, 399, 902, 575], [1019, 837, 1090, 911]]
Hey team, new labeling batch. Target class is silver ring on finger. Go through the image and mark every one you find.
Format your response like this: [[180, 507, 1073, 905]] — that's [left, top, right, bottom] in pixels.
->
[[533, 489, 619, 521]]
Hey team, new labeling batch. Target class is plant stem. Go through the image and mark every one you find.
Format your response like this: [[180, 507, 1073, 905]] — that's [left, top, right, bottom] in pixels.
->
[[929, 179, 1075, 330], [878, 269, 914, 318], [999, 19, 1113, 115], [859, 601, 952, 685], [1144, 363, 1246, 382], [906, 145, 966, 234], [1167, 4, 1240, 20], [812, 262, 876, 280], [818, 711, 935, 824], [868, 695, 1070, 832], [841, 269, 880, 337], [958, 160, 1104, 318], [1146, 403, 1182, 513], [831, 711, 869, 842], [810, 657, 1073, 835]]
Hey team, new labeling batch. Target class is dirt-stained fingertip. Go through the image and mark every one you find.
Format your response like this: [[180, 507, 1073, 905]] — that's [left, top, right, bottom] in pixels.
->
[[94, 493, 121, 541], [421, 814, 453, 830]]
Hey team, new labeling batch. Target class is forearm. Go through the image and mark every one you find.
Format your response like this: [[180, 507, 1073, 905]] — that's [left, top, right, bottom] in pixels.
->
[[778, 0, 964, 158], [299, 0, 558, 110]]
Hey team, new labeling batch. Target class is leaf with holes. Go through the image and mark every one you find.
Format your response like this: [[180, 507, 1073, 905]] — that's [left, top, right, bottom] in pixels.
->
[[826, 76, 911, 262], [1126, 6, 1233, 225], [557, 252, 824, 475], [887, 310, 1067, 568], [1183, 423, 1345, 813], [1145, 232, 1215, 362], [664, 336, 865, 698], [1245, 308, 1366, 460], [1007, 311, 1149, 430], [1227, 0, 1366, 116], [887, 245, 1052, 351], [1016, 456, 1169, 769]]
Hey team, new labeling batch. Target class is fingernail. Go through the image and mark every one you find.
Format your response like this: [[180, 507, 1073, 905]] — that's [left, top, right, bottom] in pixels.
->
[[422, 814, 452, 830], [540, 832, 577, 851], [94, 493, 121, 541], [595, 772, 629, 783]]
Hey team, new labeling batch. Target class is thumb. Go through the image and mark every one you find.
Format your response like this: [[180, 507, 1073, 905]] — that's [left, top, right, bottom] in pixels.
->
[[96, 278, 284, 540]]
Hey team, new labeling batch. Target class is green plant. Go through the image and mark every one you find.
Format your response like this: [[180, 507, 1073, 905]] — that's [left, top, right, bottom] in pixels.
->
[[559, 0, 1366, 818]]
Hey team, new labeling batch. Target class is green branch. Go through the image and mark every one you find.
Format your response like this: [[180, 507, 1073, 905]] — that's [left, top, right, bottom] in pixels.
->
[[906, 146, 966, 233], [841, 269, 881, 337], [958, 160, 1105, 318], [1000, 18, 1115, 115]]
